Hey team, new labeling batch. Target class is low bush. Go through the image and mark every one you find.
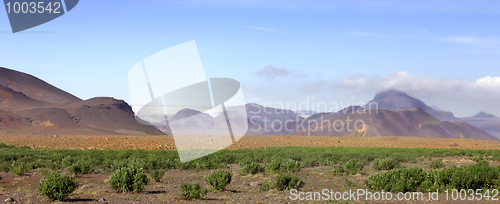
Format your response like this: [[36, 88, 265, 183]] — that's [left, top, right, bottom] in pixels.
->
[[372, 158, 400, 170], [365, 168, 429, 193], [241, 162, 265, 175], [10, 161, 26, 176], [471, 155, 484, 162], [284, 159, 301, 173], [274, 174, 305, 191], [332, 165, 344, 176], [37, 172, 77, 201], [150, 170, 165, 182], [345, 159, 365, 175], [366, 164, 500, 193], [259, 181, 271, 191], [109, 166, 149, 193], [266, 159, 301, 174], [476, 160, 489, 166], [267, 159, 282, 174], [434, 164, 500, 190], [204, 170, 232, 191], [430, 159, 445, 169], [180, 183, 207, 200], [344, 178, 354, 187], [68, 161, 93, 176]]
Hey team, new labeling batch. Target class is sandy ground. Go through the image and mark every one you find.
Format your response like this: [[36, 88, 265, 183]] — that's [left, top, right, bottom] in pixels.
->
[[1, 132, 500, 150]]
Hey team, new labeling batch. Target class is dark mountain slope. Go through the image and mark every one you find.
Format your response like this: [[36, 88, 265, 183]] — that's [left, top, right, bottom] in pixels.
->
[[0, 67, 81, 104], [290, 107, 498, 141], [364, 90, 458, 121]]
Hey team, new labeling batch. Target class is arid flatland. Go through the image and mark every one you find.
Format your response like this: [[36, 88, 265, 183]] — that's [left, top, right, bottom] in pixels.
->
[[1, 132, 500, 150]]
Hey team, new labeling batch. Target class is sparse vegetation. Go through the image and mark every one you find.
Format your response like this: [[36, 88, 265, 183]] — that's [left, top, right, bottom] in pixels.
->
[[345, 159, 365, 175], [344, 178, 354, 186], [332, 165, 344, 175], [68, 160, 93, 176], [273, 174, 306, 191], [37, 172, 77, 201], [1, 142, 500, 175], [430, 159, 445, 169], [109, 166, 149, 193], [372, 158, 400, 170], [150, 169, 165, 182], [0, 142, 500, 202], [180, 183, 207, 200], [204, 170, 232, 192], [240, 162, 265, 175], [366, 162, 500, 193]]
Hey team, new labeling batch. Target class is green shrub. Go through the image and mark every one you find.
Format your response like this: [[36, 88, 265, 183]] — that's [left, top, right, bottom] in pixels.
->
[[372, 158, 400, 170], [259, 181, 271, 191], [241, 162, 265, 175], [150, 170, 165, 182], [204, 170, 232, 191], [476, 160, 489, 166], [430, 159, 445, 169], [332, 165, 344, 176], [37, 172, 77, 201], [180, 183, 207, 200], [267, 159, 281, 174], [366, 165, 500, 193], [344, 178, 354, 187], [266, 159, 300, 174], [10, 161, 26, 176], [471, 155, 484, 162], [109, 166, 149, 193], [345, 159, 364, 175], [68, 161, 93, 176], [61, 156, 77, 168], [434, 165, 500, 190], [284, 159, 301, 173], [274, 174, 305, 191], [0, 163, 10, 172], [365, 168, 429, 193]]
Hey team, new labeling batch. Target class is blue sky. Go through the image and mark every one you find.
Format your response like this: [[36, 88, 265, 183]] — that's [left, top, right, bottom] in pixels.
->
[[1, 0, 500, 117]]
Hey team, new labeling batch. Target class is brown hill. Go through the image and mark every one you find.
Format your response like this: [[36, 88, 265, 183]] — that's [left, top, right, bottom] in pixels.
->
[[0, 67, 81, 104], [290, 107, 498, 141], [0, 67, 164, 135], [0, 85, 50, 110]]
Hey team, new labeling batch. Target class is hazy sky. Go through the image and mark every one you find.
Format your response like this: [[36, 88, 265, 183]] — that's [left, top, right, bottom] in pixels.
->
[[1, 0, 500, 117]]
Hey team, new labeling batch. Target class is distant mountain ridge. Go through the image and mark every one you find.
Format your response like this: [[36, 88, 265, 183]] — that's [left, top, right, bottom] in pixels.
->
[[1, 67, 498, 141], [290, 106, 497, 140]]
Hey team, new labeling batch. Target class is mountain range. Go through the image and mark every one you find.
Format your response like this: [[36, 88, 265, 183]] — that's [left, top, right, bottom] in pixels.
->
[[0, 67, 498, 141]]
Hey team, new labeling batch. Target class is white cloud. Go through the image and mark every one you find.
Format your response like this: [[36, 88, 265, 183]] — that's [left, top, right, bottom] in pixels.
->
[[243, 26, 277, 32], [329, 72, 500, 116], [437, 36, 499, 48], [350, 32, 371, 36], [475, 76, 500, 89], [256, 66, 291, 82], [330, 71, 500, 94]]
